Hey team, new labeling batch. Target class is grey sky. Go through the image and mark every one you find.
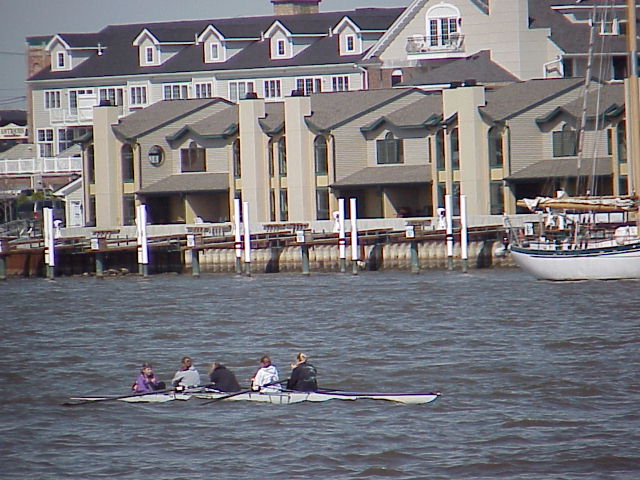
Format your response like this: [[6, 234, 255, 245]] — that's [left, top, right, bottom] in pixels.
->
[[0, 0, 406, 110]]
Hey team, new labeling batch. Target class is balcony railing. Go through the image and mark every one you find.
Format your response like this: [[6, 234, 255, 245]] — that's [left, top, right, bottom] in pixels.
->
[[0, 156, 82, 175], [406, 33, 465, 54]]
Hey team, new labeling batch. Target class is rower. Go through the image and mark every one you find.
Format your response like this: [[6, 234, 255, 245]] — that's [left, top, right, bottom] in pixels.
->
[[286, 353, 318, 392], [251, 355, 281, 392], [208, 362, 241, 392], [132, 362, 166, 393], [171, 356, 201, 388]]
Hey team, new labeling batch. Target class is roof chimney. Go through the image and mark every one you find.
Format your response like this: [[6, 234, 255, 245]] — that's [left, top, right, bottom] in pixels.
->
[[271, 0, 321, 15]]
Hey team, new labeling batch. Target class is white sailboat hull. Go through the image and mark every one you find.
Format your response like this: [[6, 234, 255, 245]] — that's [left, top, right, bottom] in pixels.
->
[[510, 243, 640, 280]]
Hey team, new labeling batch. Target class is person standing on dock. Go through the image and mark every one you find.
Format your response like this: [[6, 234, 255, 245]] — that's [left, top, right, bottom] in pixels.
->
[[132, 362, 165, 393], [171, 356, 200, 388], [208, 362, 241, 392], [251, 355, 281, 392], [286, 353, 318, 392]]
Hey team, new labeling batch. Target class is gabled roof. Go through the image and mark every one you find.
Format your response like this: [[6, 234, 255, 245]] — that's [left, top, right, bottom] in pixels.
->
[[535, 83, 625, 124], [400, 51, 519, 87], [332, 165, 431, 188], [28, 7, 403, 82], [48, 33, 104, 50], [167, 104, 239, 146], [113, 98, 228, 141], [361, 94, 443, 132], [0, 143, 36, 160], [306, 88, 425, 132], [480, 78, 585, 122]]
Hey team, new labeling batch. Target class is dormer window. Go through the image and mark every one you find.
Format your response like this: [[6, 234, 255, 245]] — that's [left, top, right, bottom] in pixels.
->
[[145, 46, 154, 63], [277, 40, 286, 56], [345, 35, 355, 53], [265, 21, 293, 59], [57, 52, 66, 68], [427, 4, 462, 49], [210, 43, 219, 60], [198, 25, 227, 64]]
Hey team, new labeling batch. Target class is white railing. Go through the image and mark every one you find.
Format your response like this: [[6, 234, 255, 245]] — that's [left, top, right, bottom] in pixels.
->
[[0, 156, 82, 175], [406, 33, 465, 54]]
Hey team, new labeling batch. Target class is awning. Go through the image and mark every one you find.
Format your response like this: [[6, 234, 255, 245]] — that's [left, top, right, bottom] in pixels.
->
[[332, 165, 431, 188], [138, 173, 229, 195], [505, 157, 612, 182]]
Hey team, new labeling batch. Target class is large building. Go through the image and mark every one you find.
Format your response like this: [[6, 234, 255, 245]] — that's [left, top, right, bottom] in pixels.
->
[[19, 0, 639, 227]]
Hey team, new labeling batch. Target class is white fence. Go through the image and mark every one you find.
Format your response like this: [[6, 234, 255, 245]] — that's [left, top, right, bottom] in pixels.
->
[[0, 156, 83, 175]]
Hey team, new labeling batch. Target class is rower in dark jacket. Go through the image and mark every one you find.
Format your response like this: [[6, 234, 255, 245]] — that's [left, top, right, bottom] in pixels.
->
[[286, 353, 318, 392], [208, 362, 242, 392]]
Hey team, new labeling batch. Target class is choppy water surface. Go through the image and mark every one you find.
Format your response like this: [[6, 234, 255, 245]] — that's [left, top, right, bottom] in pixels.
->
[[1, 270, 639, 479]]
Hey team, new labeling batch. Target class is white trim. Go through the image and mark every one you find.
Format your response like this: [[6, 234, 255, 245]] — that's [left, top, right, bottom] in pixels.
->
[[264, 20, 293, 39], [332, 17, 362, 35]]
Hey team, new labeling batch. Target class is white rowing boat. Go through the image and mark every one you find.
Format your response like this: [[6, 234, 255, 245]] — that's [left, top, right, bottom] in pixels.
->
[[69, 392, 192, 403], [195, 390, 441, 405]]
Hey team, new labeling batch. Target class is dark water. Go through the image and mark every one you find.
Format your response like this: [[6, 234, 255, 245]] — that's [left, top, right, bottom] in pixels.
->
[[1, 270, 639, 479]]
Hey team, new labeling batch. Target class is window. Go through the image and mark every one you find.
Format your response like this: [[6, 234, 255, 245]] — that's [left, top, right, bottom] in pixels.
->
[[130, 86, 148, 106], [450, 128, 460, 170], [276, 39, 286, 56], [436, 183, 446, 210], [376, 132, 404, 165], [57, 52, 65, 68], [488, 127, 503, 167], [279, 189, 288, 221], [278, 136, 287, 176], [296, 78, 322, 95], [123, 195, 136, 226], [268, 140, 275, 177], [345, 35, 355, 52], [180, 142, 206, 172], [194, 83, 213, 99], [332, 76, 349, 92], [435, 129, 445, 170], [44, 91, 61, 109], [233, 139, 241, 178], [37, 129, 54, 157], [87, 145, 95, 184], [490, 181, 504, 215], [147, 145, 164, 166], [270, 189, 276, 222], [229, 81, 255, 102], [316, 188, 330, 220], [58, 128, 76, 153], [121, 144, 135, 183], [210, 43, 219, 60], [553, 125, 577, 157], [391, 69, 403, 86], [600, 18, 620, 36], [314, 136, 328, 175], [619, 176, 629, 195], [163, 84, 189, 100], [264, 79, 282, 99], [99, 88, 124, 107], [617, 121, 627, 164], [145, 47, 154, 63], [427, 4, 461, 48], [69, 89, 95, 114]]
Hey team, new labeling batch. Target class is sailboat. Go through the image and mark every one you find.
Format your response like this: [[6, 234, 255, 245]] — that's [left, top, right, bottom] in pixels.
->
[[510, 0, 640, 280]]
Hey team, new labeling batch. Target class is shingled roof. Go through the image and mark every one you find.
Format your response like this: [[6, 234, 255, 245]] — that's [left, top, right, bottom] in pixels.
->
[[332, 164, 431, 187], [28, 7, 403, 82]]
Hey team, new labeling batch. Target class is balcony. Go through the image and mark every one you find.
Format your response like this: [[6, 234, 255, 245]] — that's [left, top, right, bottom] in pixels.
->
[[0, 156, 82, 176], [406, 33, 465, 56]]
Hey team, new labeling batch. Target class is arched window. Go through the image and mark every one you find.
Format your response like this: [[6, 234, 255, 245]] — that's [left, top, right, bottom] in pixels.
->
[[426, 4, 461, 48], [86, 145, 95, 184], [278, 136, 287, 176], [314, 136, 328, 175], [450, 128, 460, 170], [376, 132, 404, 164], [488, 127, 504, 167], [233, 139, 241, 178], [435, 129, 445, 171], [553, 124, 577, 157], [180, 141, 206, 172], [121, 144, 134, 183]]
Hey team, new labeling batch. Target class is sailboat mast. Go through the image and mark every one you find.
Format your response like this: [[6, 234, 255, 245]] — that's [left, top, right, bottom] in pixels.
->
[[627, 0, 640, 199]]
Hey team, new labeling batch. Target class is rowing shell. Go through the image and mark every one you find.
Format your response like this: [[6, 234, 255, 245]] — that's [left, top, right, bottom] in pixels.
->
[[195, 390, 441, 405], [69, 393, 192, 403]]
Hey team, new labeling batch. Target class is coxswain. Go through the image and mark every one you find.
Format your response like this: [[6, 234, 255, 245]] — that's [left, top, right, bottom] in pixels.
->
[[208, 362, 242, 392], [251, 355, 281, 392], [286, 353, 318, 392], [132, 362, 166, 393]]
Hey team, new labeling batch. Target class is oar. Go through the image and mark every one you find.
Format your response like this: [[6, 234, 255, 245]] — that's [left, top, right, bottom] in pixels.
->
[[62, 387, 179, 407], [199, 378, 288, 406]]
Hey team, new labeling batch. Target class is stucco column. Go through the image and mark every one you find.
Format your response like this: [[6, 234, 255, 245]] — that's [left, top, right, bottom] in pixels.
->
[[284, 93, 313, 222], [92, 104, 121, 227]]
